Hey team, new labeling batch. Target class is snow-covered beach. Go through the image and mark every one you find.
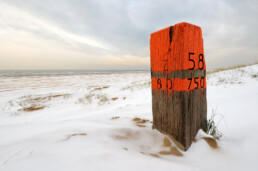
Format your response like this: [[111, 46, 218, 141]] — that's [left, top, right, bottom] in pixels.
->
[[0, 64, 258, 171]]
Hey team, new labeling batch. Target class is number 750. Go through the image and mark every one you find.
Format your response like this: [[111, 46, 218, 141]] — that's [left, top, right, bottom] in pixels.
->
[[188, 77, 205, 90]]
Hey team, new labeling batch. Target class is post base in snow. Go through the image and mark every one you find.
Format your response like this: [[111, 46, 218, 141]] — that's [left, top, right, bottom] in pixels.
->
[[152, 89, 207, 151]]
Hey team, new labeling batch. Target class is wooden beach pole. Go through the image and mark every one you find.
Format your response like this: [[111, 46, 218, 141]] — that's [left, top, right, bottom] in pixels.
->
[[150, 22, 207, 151]]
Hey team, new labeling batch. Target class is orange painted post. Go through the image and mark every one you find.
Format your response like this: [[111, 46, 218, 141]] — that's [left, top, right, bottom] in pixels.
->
[[150, 22, 207, 151]]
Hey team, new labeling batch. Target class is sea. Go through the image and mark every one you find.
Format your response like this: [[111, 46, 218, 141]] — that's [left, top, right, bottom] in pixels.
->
[[0, 70, 150, 77]]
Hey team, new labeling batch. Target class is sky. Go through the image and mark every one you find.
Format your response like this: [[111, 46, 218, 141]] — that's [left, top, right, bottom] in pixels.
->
[[0, 0, 257, 70]]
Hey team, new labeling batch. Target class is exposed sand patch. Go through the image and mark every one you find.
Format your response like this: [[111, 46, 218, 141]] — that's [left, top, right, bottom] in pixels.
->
[[94, 88, 102, 91], [136, 119, 149, 124], [132, 118, 149, 124], [203, 137, 218, 149], [66, 133, 87, 140], [156, 130, 186, 152], [111, 116, 120, 120], [22, 106, 45, 112], [158, 136, 183, 157], [94, 86, 109, 91], [111, 126, 183, 159], [114, 135, 127, 140], [52, 94, 64, 98], [149, 153, 159, 158], [113, 131, 140, 140], [111, 97, 118, 101], [111, 118, 185, 158], [141, 152, 160, 158], [162, 137, 171, 147], [136, 124, 146, 127], [132, 118, 141, 122], [30, 94, 70, 102], [132, 117, 151, 127], [159, 147, 183, 157], [193, 131, 219, 149]]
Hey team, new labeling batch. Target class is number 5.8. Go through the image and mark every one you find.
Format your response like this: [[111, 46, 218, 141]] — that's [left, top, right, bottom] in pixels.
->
[[189, 53, 204, 70]]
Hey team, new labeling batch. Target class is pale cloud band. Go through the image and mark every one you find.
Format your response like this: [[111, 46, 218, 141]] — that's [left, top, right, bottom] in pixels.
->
[[0, 0, 257, 70]]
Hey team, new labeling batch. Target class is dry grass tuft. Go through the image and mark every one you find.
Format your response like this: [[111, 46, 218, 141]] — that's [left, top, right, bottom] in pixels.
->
[[207, 64, 247, 74], [97, 94, 109, 105], [78, 93, 110, 105], [121, 81, 151, 91], [14, 94, 70, 113], [78, 94, 94, 104], [206, 109, 223, 140]]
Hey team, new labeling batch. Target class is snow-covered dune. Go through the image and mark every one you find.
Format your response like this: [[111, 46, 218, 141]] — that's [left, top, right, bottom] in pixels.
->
[[0, 64, 257, 171]]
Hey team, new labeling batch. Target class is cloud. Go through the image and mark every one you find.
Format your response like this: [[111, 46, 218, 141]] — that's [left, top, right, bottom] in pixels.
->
[[0, 0, 257, 70]]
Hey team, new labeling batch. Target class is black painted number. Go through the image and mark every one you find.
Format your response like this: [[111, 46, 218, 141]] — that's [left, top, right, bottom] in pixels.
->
[[166, 79, 172, 90], [188, 52, 195, 70], [194, 77, 199, 89], [188, 78, 192, 90], [188, 77, 205, 90], [200, 77, 204, 88], [198, 54, 204, 70], [157, 78, 162, 89], [188, 52, 205, 70], [163, 61, 168, 71]]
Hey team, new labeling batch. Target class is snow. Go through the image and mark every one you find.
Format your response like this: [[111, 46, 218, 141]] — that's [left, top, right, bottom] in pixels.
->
[[0, 65, 258, 171]]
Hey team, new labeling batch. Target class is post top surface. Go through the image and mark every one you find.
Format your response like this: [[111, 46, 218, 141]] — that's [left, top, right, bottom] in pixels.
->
[[151, 22, 201, 36]]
